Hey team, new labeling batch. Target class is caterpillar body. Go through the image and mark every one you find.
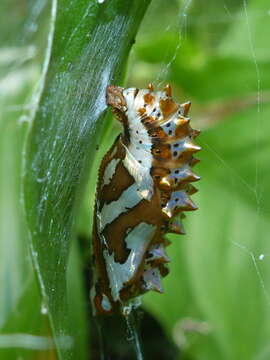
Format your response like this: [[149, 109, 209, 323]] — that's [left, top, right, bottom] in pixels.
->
[[91, 84, 201, 315]]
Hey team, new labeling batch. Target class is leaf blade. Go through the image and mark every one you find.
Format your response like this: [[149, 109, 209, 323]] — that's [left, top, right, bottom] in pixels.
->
[[23, 1, 151, 359]]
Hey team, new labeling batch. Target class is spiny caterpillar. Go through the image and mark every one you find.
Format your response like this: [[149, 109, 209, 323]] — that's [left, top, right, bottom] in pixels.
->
[[91, 84, 201, 315]]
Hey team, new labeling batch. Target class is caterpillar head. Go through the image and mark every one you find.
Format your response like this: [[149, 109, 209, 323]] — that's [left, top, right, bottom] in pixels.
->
[[106, 84, 193, 129]]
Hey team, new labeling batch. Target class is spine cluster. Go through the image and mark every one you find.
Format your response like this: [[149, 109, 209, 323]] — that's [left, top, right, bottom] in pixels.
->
[[147, 84, 201, 235]]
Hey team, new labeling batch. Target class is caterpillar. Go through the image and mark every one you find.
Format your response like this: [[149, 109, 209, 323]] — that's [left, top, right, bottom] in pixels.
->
[[91, 83, 201, 315]]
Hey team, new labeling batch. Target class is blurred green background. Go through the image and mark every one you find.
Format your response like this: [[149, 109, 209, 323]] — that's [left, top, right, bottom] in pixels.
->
[[1, 0, 270, 359]]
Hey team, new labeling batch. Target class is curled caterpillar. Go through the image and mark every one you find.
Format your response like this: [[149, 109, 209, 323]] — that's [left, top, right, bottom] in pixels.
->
[[91, 83, 201, 315]]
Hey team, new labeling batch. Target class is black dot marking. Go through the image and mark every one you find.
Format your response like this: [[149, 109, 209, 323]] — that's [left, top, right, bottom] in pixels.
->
[[139, 140, 142, 144], [153, 107, 156, 112], [175, 170, 179, 174], [157, 112, 161, 117], [173, 151, 178, 157], [155, 175, 161, 179], [136, 130, 139, 134], [138, 160, 142, 164], [174, 178, 178, 183], [173, 143, 178, 148], [168, 130, 172, 135], [144, 104, 147, 108], [166, 123, 171, 127], [175, 198, 179, 202]]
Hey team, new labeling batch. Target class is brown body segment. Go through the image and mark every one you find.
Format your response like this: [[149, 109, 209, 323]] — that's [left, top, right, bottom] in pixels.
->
[[92, 136, 165, 314]]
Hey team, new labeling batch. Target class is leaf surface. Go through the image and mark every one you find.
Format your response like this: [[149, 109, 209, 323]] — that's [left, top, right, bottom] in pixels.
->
[[23, 1, 151, 359]]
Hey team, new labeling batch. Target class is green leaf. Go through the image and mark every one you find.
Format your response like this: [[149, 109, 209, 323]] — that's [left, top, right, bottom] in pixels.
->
[[219, 0, 270, 61], [23, 1, 151, 359], [0, 118, 30, 328], [0, 1, 53, 359], [171, 57, 270, 102]]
